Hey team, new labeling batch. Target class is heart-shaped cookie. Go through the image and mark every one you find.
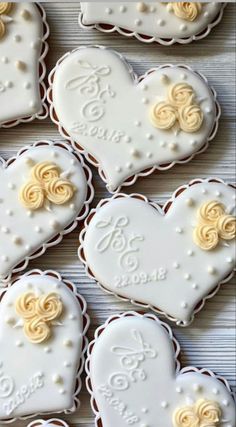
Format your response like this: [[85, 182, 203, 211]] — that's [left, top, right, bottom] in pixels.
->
[[79, 2, 225, 45], [0, 3, 49, 128], [0, 140, 94, 281], [27, 419, 69, 427], [79, 179, 235, 325], [86, 312, 235, 427], [48, 46, 220, 192], [0, 269, 89, 422]]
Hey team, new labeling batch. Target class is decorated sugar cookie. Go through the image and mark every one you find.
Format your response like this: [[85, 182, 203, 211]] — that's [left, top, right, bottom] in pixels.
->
[[79, 2, 225, 45], [48, 46, 220, 192], [86, 312, 235, 427], [27, 418, 69, 427], [0, 3, 49, 127], [79, 178, 236, 325], [0, 140, 94, 281], [0, 270, 89, 422]]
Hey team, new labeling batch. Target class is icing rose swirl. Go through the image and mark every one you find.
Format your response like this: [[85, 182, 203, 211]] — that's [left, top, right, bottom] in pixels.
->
[[178, 103, 203, 133], [150, 101, 177, 130], [217, 214, 236, 240], [0, 3, 13, 40], [15, 292, 63, 344], [19, 182, 45, 210], [194, 200, 236, 251], [46, 178, 75, 205], [19, 161, 75, 210], [173, 399, 222, 427], [170, 2, 202, 22], [195, 399, 221, 425], [168, 83, 194, 108], [193, 224, 219, 251]]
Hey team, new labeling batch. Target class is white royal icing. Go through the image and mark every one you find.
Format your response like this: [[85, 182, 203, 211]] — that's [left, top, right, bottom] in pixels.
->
[[81, 180, 236, 325], [80, 2, 223, 43], [0, 272, 87, 420], [50, 46, 218, 192], [88, 314, 235, 427], [27, 418, 69, 427], [0, 142, 91, 280], [0, 3, 48, 126]]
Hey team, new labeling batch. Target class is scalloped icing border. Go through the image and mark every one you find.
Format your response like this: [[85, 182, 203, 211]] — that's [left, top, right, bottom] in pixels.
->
[[0, 269, 90, 424], [78, 177, 236, 327], [0, 3, 49, 129], [0, 139, 94, 284], [85, 311, 235, 427], [47, 45, 221, 193], [78, 3, 226, 46], [27, 419, 69, 427]]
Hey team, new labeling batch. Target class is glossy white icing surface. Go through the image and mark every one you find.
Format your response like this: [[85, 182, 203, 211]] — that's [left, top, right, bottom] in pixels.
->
[[82, 181, 235, 324], [0, 3, 45, 125], [0, 144, 88, 279], [0, 274, 84, 420], [51, 46, 217, 191], [89, 315, 235, 427], [80, 2, 222, 40]]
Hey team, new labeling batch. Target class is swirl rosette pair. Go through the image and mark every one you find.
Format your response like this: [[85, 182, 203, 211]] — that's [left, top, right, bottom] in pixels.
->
[[15, 292, 63, 344], [19, 161, 75, 210], [174, 399, 222, 427], [193, 201, 236, 251], [150, 83, 203, 134], [0, 3, 12, 40], [168, 2, 202, 22]]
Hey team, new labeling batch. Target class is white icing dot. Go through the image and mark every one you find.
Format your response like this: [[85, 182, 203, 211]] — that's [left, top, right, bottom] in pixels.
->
[[12, 236, 22, 245], [26, 282, 33, 289], [126, 162, 133, 170], [141, 408, 148, 414], [146, 152, 153, 159], [124, 136, 131, 143], [175, 227, 183, 234], [68, 314, 76, 320], [142, 98, 149, 104], [226, 257, 233, 264], [5, 81, 13, 89], [15, 60, 26, 71], [50, 220, 60, 230], [70, 159, 76, 165], [141, 84, 148, 91], [23, 81, 31, 90], [192, 283, 199, 290], [173, 262, 180, 269], [202, 188, 207, 194], [212, 388, 219, 395], [137, 2, 147, 12], [184, 273, 191, 280], [187, 250, 194, 256], [30, 41, 39, 49], [215, 191, 221, 197], [208, 266, 216, 275], [193, 384, 202, 392], [59, 388, 66, 394], [135, 18, 142, 26], [27, 210, 33, 217], [64, 361, 71, 368], [44, 347, 51, 353], [149, 5, 156, 12], [169, 142, 178, 151], [5, 316, 15, 325], [180, 24, 187, 31], [205, 106, 212, 114], [6, 209, 13, 217], [14, 34, 21, 42], [115, 166, 122, 173], [25, 244, 32, 251], [63, 339, 73, 347], [180, 73, 187, 80], [51, 151, 58, 158], [1, 56, 9, 64], [222, 399, 229, 407], [176, 387, 183, 393], [1, 255, 8, 262], [160, 74, 169, 84], [70, 203, 75, 210], [157, 19, 165, 26], [160, 141, 167, 148], [134, 120, 141, 127], [146, 133, 153, 140], [20, 9, 31, 20], [1, 227, 9, 234], [204, 11, 209, 18], [105, 7, 112, 14], [130, 148, 140, 157], [8, 182, 15, 190], [185, 198, 194, 207], [16, 340, 23, 347], [119, 5, 126, 13], [35, 226, 42, 233], [190, 140, 197, 146], [161, 401, 168, 408], [52, 374, 63, 384], [29, 100, 37, 109], [181, 302, 188, 309]]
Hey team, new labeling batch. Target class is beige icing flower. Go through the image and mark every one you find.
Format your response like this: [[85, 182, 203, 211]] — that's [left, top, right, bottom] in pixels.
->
[[170, 2, 202, 22], [150, 101, 177, 130], [31, 162, 60, 185], [15, 292, 63, 344], [195, 399, 221, 425], [178, 103, 203, 133], [217, 214, 236, 240], [0, 3, 13, 40], [168, 83, 194, 108], [19, 182, 45, 210], [198, 201, 225, 225], [46, 178, 75, 205], [173, 406, 199, 427], [193, 224, 219, 251]]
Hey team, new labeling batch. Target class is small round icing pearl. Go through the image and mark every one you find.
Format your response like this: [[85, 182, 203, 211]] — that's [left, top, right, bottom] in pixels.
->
[[204, 11, 209, 18], [27, 210, 33, 217], [137, 2, 147, 13], [181, 302, 188, 309], [1, 56, 9, 64], [222, 399, 229, 407], [135, 19, 142, 26], [142, 98, 149, 104], [5, 81, 13, 88], [208, 266, 216, 275], [192, 283, 199, 290], [30, 41, 39, 49], [12, 236, 22, 245], [8, 182, 15, 190], [63, 339, 73, 347], [126, 162, 133, 170], [5, 316, 15, 325], [184, 273, 191, 280], [124, 136, 131, 143], [13, 35, 21, 42], [1, 255, 8, 262], [44, 347, 52, 353], [70, 203, 75, 210], [130, 148, 140, 157], [141, 408, 148, 413], [193, 384, 202, 392], [169, 142, 178, 151], [160, 141, 167, 148], [105, 7, 113, 14], [1, 227, 9, 234], [119, 5, 126, 13], [190, 140, 197, 146], [202, 188, 207, 194], [35, 226, 42, 233], [52, 374, 63, 384], [157, 19, 165, 26], [59, 388, 66, 394], [64, 361, 71, 367], [16, 340, 23, 347], [134, 120, 141, 127], [180, 24, 187, 32], [68, 314, 76, 320], [173, 262, 180, 269], [205, 106, 212, 114], [176, 387, 183, 393], [20, 9, 31, 20], [15, 60, 26, 71], [187, 250, 194, 256], [146, 133, 153, 140], [226, 257, 233, 264], [161, 401, 168, 408], [185, 198, 194, 207], [175, 227, 183, 234], [146, 152, 153, 159], [212, 388, 219, 395], [50, 220, 60, 230], [115, 166, 122, 173], [29, 100, 37, 109], [160, 74, 169, 84], [180, 73, 187, 80]]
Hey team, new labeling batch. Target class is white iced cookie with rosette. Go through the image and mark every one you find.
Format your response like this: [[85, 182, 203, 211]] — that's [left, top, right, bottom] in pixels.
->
[[79, 179, 236, 325], [0, 270, 89, 422], [0, 140, 94, 281], [0, 3, 49, 127], [27, 418, 69, 427], [86, 312, 235, 427], [48, 46, 219, 192], [79, 3, 225, 45]]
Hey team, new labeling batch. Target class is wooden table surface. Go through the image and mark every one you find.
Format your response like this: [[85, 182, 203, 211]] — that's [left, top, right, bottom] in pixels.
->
[[1, 2, 235, 426]]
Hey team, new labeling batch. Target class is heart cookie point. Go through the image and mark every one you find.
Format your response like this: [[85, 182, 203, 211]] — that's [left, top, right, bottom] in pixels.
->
[[0, 141, 94, 280], [80, 179, 235, 324], [49, 46, 218, 192], [86, 313, 235, 427], [0, 270, 89, 421]]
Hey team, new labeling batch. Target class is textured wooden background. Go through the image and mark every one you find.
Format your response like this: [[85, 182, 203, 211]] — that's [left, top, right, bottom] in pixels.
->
[[1, 2, 235, 426]]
